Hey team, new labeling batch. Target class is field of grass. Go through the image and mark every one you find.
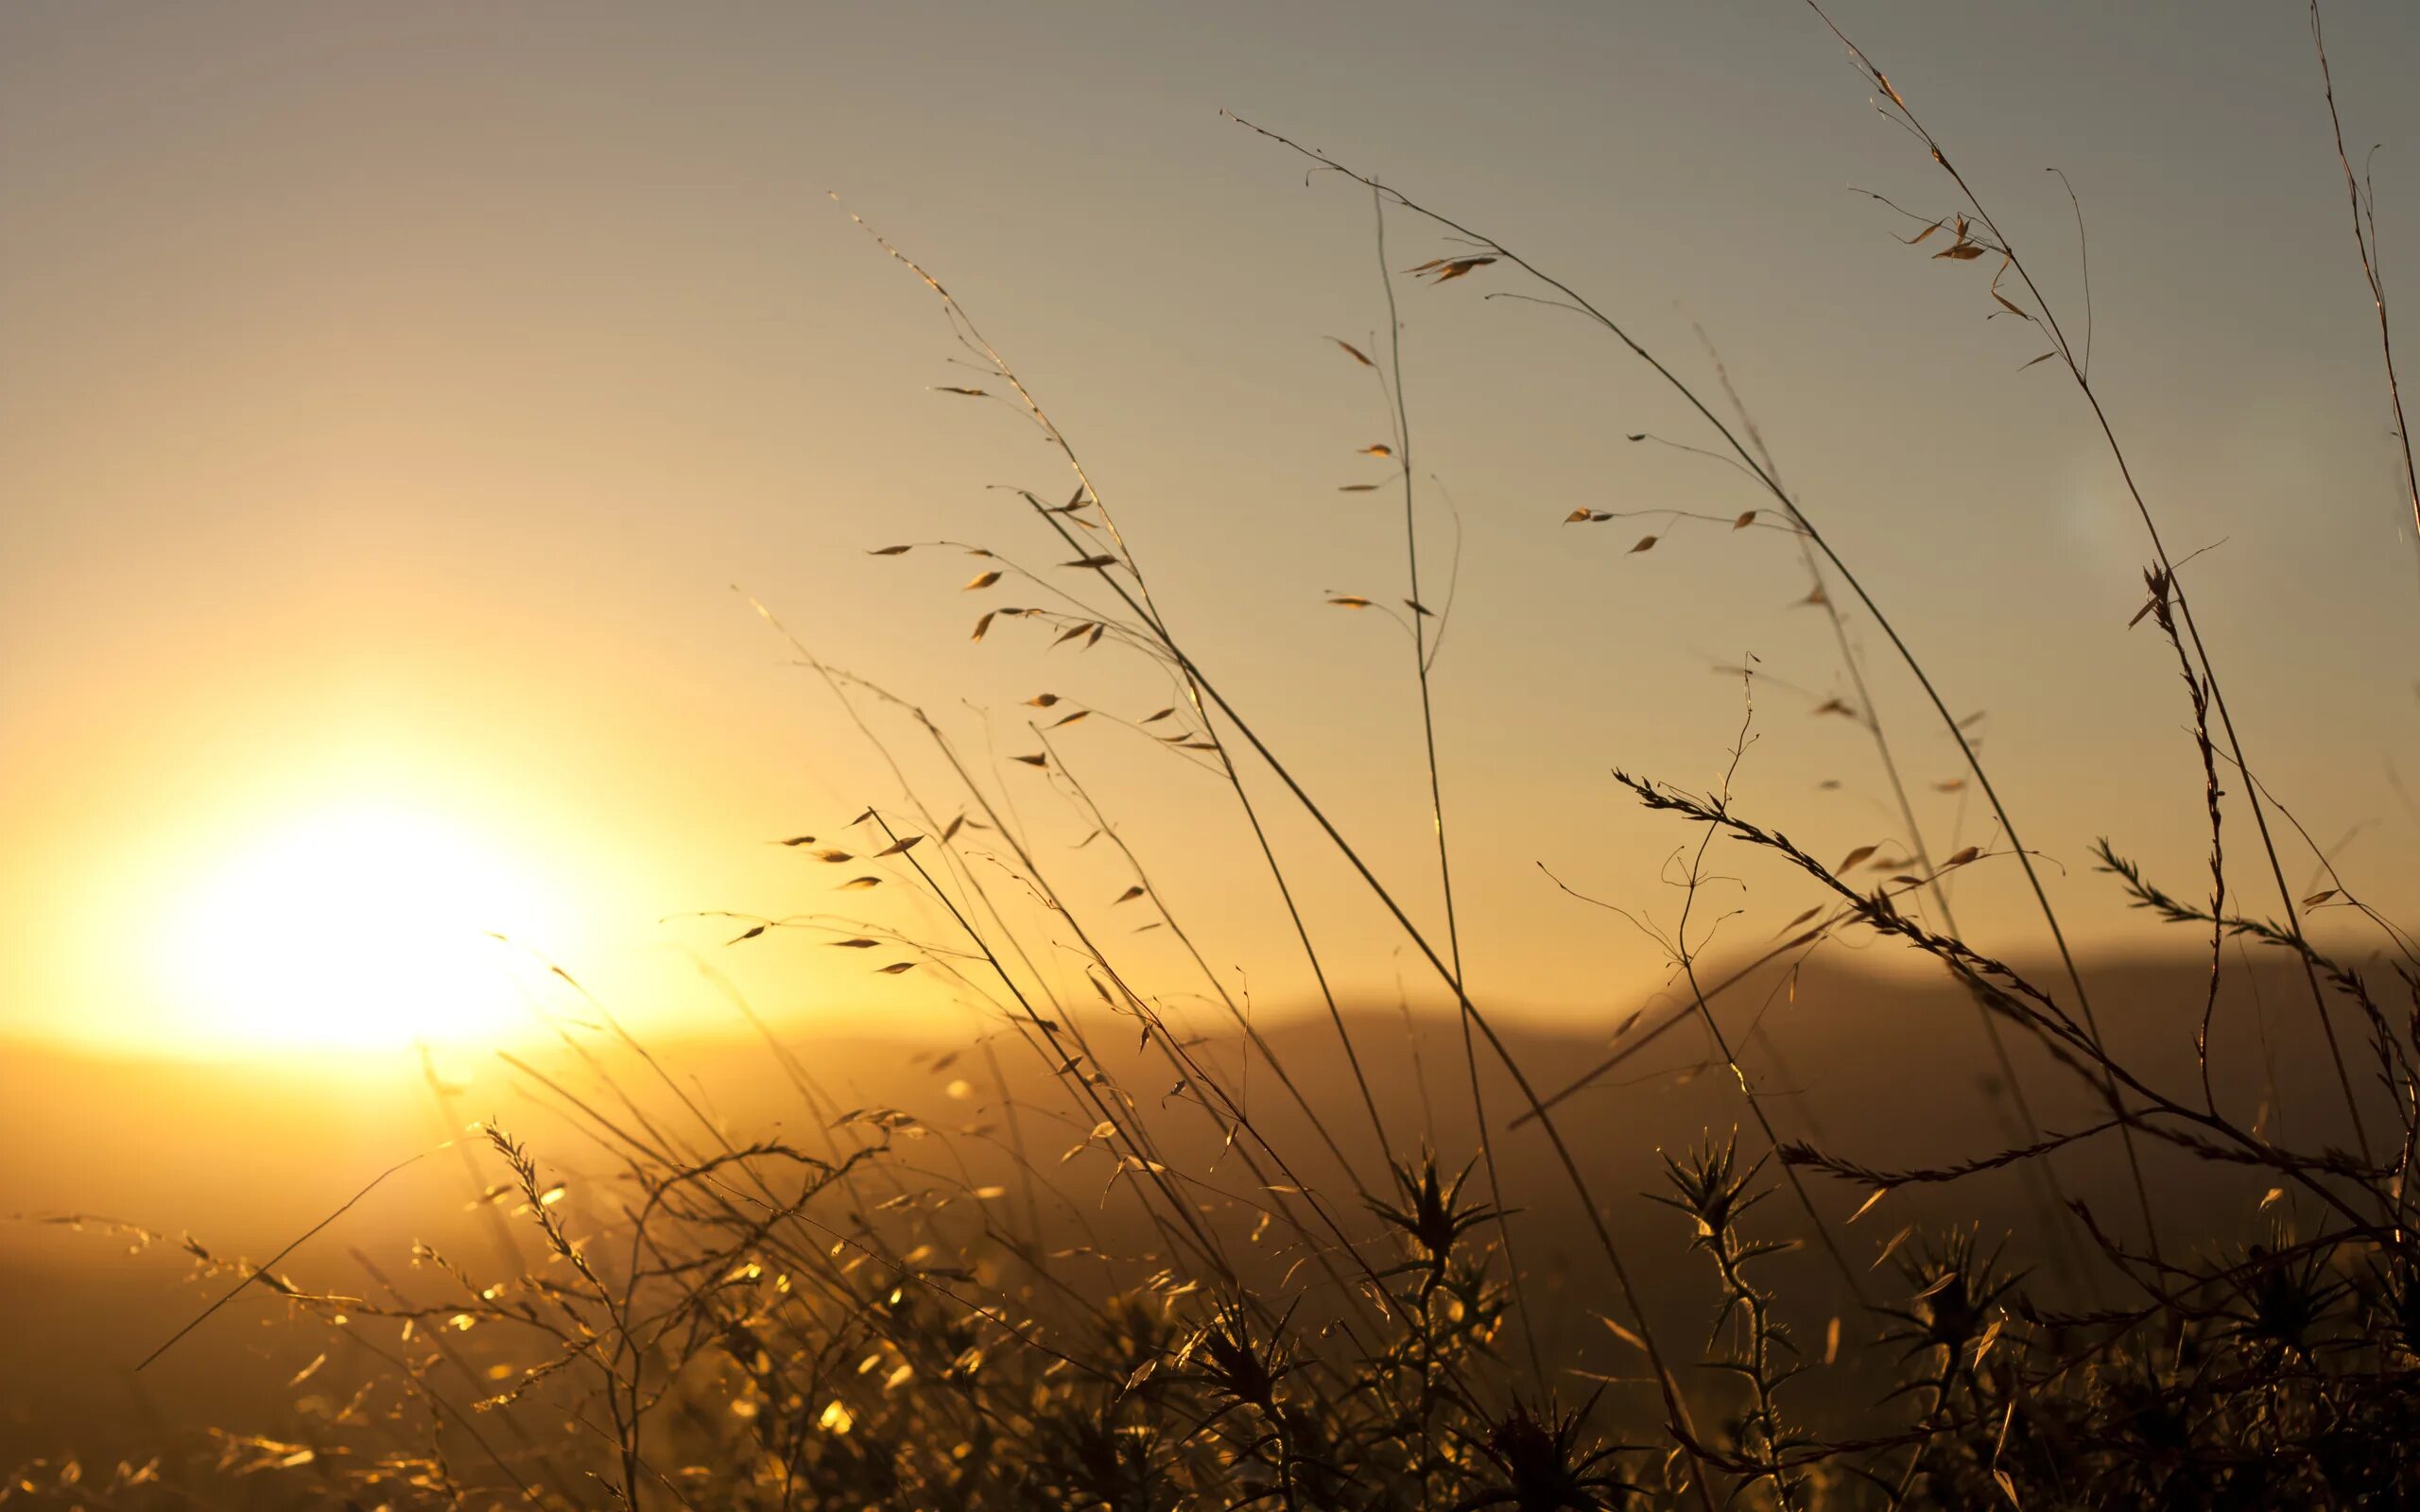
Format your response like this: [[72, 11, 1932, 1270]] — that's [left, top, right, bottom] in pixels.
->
[[9, 3, 2420, 1508]]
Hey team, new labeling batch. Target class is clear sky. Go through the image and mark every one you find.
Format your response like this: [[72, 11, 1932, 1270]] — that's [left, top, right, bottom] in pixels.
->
[[4, 1, 2415, 1055]]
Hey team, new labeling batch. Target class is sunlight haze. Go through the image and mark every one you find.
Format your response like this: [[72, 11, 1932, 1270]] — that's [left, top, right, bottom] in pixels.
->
[[5, 0, 2416, 1057]]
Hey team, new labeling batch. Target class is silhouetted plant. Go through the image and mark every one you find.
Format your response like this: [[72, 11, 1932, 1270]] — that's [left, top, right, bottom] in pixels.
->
[[19, 6, 2420, 1510]]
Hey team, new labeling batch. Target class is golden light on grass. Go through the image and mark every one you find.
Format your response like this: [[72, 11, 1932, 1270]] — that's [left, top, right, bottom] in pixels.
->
[[155, 803, 565, 1052]]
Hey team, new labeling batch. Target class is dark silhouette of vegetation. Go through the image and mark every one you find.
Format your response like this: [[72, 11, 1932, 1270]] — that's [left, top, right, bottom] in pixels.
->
[[11, 4, 2419, 1507]]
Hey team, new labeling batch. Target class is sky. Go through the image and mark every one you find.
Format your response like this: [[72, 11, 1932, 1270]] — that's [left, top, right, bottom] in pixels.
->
[[3, 1, 2416, 1057]]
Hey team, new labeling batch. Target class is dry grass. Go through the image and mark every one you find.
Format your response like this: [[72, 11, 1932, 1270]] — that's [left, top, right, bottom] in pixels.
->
[[12, 4, 2420, 1508]]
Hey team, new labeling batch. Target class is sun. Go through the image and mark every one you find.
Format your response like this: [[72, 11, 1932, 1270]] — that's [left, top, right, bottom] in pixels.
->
[[159, 803, 567, 1052]]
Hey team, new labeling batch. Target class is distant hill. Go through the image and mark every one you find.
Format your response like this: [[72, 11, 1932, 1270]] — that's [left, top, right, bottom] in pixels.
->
[[3, 947, 2378, 1467]]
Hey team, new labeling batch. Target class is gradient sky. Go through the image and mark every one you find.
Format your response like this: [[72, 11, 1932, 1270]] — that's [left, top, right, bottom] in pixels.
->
[[5, 1, 2416, 1055]]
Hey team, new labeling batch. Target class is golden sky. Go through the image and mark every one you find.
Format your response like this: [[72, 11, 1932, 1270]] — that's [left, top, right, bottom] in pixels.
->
[[4, 2, 2416, 1057]]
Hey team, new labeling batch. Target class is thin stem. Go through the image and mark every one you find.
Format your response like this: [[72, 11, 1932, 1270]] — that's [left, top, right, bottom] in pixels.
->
[[1225, 108, 2168, 1258], [2309, 0, 2420, 579], [1374, 183, 1546, 1388], [1693, 324, 2091, 1290], [1800, 0, 2372, 1166]]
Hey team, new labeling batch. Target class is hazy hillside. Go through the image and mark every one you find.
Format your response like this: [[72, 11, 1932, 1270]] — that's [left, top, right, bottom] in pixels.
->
[[4, 947, 2363, 1469]]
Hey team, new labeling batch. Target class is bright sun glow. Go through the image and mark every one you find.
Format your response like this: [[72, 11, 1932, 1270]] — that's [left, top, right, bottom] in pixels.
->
[[161, 804, 567, 1051]]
